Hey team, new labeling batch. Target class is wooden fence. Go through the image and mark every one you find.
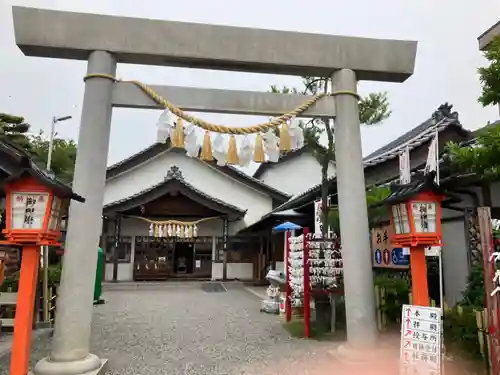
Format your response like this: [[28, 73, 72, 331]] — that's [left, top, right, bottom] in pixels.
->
[[0, 284, 58, 331]]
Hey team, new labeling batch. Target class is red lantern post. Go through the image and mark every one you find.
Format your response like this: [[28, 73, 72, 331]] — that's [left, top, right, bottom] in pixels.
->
[[303, 227, 311, 338], [285, 230, 292, 322], [386, 175, 444, 307], [1, 175, 84, 375]]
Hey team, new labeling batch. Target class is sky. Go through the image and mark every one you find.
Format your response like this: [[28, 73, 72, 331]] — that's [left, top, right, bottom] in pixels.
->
[[1, 0, 500, 173]]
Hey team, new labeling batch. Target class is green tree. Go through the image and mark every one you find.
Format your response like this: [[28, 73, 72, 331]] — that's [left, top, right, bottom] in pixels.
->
[[478, 36, 500, 108], [271, 77, 391, 237], [28, 131, 77, 182], [446, 35, 500, 179], [445, 124, 500, 180], [0, 113, 32, 150], [328, 185, 392, 234]]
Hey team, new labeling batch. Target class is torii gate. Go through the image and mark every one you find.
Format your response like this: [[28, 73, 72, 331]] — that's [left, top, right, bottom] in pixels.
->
[[12, 6, 417, 375]]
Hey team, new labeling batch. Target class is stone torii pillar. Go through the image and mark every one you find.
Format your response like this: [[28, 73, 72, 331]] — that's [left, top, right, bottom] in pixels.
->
[[12, 6, 417, 374]]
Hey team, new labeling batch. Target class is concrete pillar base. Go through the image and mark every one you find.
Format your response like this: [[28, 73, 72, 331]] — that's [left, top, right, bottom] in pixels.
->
[[32, 354, 108, 375]]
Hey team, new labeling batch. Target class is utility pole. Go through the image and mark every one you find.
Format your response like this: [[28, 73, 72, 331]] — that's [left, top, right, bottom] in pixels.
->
[[42, 115, 72, 324]]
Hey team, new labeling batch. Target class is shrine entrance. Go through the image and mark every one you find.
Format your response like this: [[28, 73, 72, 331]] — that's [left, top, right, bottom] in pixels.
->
[[133, 236, 212, 281], [103, 165, 244, 282], [173, 242, 194, 275], [11, 6, 418, 371]]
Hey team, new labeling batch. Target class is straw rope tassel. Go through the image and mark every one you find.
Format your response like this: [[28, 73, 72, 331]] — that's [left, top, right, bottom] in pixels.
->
[[279, 122, 291, 151], [254, 133, 265, 163], [175, 118, 185, 148], [200, 131, 214, 161], [227, 135, 239, 165], [171, 122, 180, 147]]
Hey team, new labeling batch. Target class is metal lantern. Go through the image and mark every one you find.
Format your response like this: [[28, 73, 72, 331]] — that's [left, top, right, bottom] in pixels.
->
[[2, 175, 80, 245], [385, 173, 444, 248]]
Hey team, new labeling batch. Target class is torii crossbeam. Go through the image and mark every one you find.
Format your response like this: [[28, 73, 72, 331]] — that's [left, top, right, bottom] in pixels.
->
[[12, 6, 417, 375]]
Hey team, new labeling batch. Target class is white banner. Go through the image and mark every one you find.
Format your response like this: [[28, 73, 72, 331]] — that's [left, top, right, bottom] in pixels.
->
[[399, 146, 411, 184], [424, 130, 440, 185], [314, 197, 331, 235]]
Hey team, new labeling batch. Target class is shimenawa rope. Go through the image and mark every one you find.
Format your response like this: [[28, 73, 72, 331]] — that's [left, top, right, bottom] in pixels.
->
[[83, 73, 360, 135]]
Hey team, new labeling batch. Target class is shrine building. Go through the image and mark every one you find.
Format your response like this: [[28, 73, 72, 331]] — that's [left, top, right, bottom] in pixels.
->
[[101, 143, 327, 282]]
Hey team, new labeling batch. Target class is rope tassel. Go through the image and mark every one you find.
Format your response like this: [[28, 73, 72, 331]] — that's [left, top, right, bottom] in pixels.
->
[[254, 133, 265, 163], [279, 122, 291, 151], [173, 118, 185, 148], [200, 131, 214, 161], [227, 135, 239, 165]]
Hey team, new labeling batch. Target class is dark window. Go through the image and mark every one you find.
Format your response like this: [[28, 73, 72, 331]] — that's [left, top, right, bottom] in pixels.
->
[[215, 236, 258, 262], [105, 236, 132, 263]]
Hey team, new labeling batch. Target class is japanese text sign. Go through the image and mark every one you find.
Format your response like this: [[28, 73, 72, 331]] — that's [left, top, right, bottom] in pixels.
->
[[314, 197, 332, 235], [371, 224, 409, 269], [400, 304, 441, 375]]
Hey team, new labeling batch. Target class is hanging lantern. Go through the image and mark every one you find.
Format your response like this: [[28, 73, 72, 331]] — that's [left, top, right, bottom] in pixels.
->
[[2, 176, 84, 245], [385, 173, 444, 248], [382, 172, 447, 307]]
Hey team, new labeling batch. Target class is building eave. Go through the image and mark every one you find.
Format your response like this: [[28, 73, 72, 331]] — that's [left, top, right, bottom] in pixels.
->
[[273, 103, 473, 213], [253, 148, 307, 179], [252, 146, 334, 179], [103, 166, 246, 220], [106, 144, 290, 201], [478, 20, 500, 51], [0, 139, 85, 202]]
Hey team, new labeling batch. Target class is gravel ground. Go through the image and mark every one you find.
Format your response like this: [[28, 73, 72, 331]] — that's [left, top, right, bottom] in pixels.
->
[[0, 282, 337, 375]]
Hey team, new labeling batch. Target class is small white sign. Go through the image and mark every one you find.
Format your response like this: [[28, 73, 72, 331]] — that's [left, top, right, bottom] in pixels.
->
[[400, 304, 442, 375], [403, 247, 441, 257], [314, 199, 322, 235], [195, 260, 201, 268], [425, 247, 441, 257]]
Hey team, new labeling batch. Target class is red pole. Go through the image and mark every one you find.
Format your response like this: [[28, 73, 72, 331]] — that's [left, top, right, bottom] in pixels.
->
[[409, 246, 429, 306], [10, 245, 40, 375], [303, 227, 311, 338], [285, 230, 292, 322]]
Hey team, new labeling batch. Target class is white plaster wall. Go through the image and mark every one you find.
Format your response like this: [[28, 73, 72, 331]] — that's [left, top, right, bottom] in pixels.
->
[[104, 233, 136, 281], [441, 219, 469, 306], [104, 151, 273, 228], [211, 262, 254, 280], [105, 263, 134, 281], [257, 153, 335, 196], [488, 182, 500, 206]]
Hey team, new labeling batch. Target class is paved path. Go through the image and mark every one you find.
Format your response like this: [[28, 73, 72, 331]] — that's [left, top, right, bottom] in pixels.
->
[[1, 282, 336, 375]]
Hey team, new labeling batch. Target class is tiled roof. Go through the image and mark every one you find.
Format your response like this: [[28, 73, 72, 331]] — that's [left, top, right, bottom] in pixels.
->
[[253, 148, 306, 178], [103, 165, 246, 217], [363, 103, 466, 166], [271, 103, 472, 213], [0, 139, 84, 202], [106, 144, 290, 201]]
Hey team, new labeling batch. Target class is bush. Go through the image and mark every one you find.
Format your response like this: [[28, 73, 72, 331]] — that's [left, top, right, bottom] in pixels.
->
[[443, 306, 483, 359], [0, 263, 62, 292], [461, 262, 485, 309], [374, 273, 410, 324]]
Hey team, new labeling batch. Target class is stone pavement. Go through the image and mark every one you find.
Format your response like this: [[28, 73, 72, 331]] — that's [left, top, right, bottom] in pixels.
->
[[0, 282, 337, 375]]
